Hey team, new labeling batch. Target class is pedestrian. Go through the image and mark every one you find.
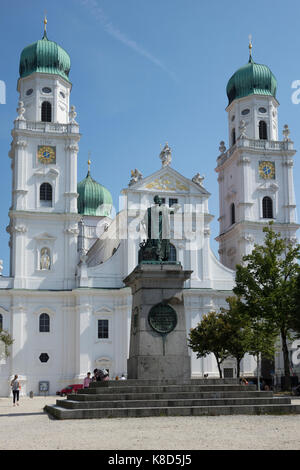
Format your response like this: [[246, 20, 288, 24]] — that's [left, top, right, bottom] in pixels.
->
[[240, 377, 248, 386], [120, 374, 126, 380], [11, 374, 20, 406], [92, 368, 101, 382], [83, 372, 91, 389]]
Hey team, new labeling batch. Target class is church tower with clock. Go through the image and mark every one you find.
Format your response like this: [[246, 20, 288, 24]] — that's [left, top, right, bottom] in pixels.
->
[[215, 41, 299, 270], [8, 19, 81, 289]]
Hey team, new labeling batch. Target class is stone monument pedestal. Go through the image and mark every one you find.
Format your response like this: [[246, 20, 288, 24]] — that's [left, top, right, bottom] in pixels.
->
[[124, 263, 192, 381]]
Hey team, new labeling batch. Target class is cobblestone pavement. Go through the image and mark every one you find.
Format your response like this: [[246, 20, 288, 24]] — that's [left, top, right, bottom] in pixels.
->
[[0, 396, 300, 450]]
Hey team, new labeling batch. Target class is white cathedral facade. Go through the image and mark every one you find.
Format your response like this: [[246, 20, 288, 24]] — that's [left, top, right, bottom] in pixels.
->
[[0, 28, 298, 396]]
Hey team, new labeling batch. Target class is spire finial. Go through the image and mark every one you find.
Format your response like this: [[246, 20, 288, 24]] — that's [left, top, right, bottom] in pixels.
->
[[43, 12, 48, 39], [248, 34, 253, 61], [87, 152, 91, 176]]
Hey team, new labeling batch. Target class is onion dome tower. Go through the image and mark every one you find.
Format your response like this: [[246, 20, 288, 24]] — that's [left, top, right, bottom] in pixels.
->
[[225, 38, 279, 144], [10, 17, 81, 289], [215, 37, 298, 271], [226, 55, 277, 107], [19, 21, 71, 83], [77, 161, 113, 217]]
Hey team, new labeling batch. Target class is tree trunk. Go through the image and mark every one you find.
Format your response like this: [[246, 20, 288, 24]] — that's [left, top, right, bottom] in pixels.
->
[[281, 329, 291, 390], [256, 354, 261, 391], [215, 355, 223, 378], [236, 358, 241, 378]]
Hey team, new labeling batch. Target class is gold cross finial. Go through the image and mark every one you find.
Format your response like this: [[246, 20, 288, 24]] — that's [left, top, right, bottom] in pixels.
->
[[87, 152, 91, 174], [43, 12, 48, 38], [248, 34, 253, 58]]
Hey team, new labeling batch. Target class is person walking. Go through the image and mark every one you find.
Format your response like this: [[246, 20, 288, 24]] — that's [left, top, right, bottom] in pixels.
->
[[83, 372, 91, 389], [11, 375, 20, 406]]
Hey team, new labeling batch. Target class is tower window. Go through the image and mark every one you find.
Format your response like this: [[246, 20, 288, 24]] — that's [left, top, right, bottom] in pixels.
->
[[98, 320, 109, 339], [39, 313, 50, 333], [262, 196, 273, 219], [169, 244, 177, 262], [231, 128, 236, 146], [39, 353, 49, 363], [0, 313, 3, 330], [259, 120, 268, 140], [41, 101, 52, 122], [169, 198, 178, 207], [40, 183, 52, 206], [230, 203, 236, 225]]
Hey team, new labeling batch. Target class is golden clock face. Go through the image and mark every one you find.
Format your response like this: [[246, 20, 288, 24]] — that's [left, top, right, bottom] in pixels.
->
[[37, 145, 56, 164], [259, 161, 275, 179]]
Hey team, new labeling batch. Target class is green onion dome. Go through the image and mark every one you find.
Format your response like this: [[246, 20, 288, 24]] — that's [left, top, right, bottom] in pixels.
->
[[19, 29, 71, 83], [226, 56, 277, 106], [77, 169, 113, 217]]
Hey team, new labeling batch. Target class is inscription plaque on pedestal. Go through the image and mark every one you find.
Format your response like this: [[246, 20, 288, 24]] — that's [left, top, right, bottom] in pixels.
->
[[148, 303, 177, 334]]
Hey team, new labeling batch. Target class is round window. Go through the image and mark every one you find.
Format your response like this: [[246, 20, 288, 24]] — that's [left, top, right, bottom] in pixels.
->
[[60, 91, 65, 99], [26, 88, 33, 96], [259, 107, 267, 113], [241, 108, 250, 115], [42, 87, 52, 94]]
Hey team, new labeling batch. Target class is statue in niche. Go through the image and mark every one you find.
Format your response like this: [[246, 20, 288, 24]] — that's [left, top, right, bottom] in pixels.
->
[[139, 195, 179, 263], [40, 247, 51, 270]]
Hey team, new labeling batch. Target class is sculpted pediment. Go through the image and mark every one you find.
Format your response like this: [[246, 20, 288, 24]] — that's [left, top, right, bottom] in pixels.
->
[[125, 166, 209, 196], [143, 172, 189, 192]]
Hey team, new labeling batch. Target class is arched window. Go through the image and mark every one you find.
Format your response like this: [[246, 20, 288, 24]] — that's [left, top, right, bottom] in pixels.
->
[[39, 313, 50, 333], [231, 203, 235, 225], [231, 128, 236, 146], [262, 196, 273, 219], [41, 101, 52, 122], [259, 120, 268, 140], [0, 313, 3, 330], [169, 244, 177, 262], [40, 183, 52, 206]]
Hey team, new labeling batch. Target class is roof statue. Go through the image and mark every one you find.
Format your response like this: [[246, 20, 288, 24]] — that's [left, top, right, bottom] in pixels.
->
[[159, 142, 172, 167]]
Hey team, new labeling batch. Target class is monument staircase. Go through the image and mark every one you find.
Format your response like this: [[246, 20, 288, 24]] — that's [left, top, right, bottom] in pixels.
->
[[45, 378, 300, 419]]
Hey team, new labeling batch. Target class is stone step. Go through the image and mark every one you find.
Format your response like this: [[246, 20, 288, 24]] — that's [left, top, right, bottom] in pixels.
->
[[57, 397, 290, 410], [45, 403, 300, 420], [89, 378, 239, 388], [72, 390, 274, 402], [78, 384, 257, 395]]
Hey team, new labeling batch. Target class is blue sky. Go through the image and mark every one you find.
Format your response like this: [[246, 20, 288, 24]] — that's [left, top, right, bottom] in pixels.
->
[[0, 0, 300, 275]]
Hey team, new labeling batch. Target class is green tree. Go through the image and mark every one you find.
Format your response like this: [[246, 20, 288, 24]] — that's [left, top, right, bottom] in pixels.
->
[[291, 273, 300, 337], [0, 329, 13, 357], [188, 311, 229, 378], [233, 223, 300, 390], [220, 297, 253, 378], [221, 296, 277, 383]]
